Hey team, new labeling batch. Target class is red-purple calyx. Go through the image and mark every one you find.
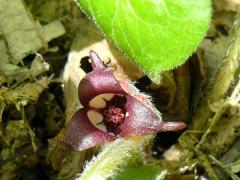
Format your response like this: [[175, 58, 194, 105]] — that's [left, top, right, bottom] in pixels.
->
[[62, 51, 186, 151]]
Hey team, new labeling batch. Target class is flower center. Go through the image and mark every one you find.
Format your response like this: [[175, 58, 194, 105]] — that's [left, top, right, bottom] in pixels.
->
[[101, 95, 126, 135], [103, 106, 125, 124], [87, 94, 127, 135]]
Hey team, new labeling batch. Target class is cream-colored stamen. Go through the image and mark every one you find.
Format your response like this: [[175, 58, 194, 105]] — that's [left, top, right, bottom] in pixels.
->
[[95, 124, 107, 132], [89, 93, 114, 108], [87, 110, 107, 132]]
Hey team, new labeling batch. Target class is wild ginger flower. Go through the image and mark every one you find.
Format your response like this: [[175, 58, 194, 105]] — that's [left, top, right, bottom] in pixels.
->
[[61, 51, 186, 151]]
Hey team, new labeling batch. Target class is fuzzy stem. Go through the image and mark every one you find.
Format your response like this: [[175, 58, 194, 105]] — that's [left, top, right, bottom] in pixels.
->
[[77, 136, 152, 180], [156, 170, 168, 180]]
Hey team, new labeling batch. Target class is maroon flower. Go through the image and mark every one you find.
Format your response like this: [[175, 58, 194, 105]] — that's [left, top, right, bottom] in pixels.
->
[[61, 51, 186, 151]]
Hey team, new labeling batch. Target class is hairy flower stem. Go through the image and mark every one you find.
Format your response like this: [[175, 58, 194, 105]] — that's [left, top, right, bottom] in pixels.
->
[[77, 136, 152, 180]]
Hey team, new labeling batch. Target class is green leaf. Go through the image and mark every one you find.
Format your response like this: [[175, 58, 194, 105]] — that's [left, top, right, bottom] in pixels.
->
[[75, 0, 211, 83], [115, 164, 167, 180]]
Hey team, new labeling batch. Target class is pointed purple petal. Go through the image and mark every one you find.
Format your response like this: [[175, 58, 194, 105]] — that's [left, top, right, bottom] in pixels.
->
[[157, 121, 186, 131], [89, 50, 106, 69], [78, 69, 126, 107], [63, 109, 116, 151], [119, 95, 186, 137]]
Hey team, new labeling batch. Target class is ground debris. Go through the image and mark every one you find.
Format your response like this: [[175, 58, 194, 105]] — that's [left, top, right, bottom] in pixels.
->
[[179, 12, 240, 179], [0, 0, 65, 64], [1, 0, 240, 179]]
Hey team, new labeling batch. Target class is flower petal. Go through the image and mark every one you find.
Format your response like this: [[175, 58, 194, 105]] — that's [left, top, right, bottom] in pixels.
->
[[78, 69, 126, 107], [79, 51, 128, 107], [63, 108, 116, 151], [89, 50, 106, 69], [119, 95, 186, 136]]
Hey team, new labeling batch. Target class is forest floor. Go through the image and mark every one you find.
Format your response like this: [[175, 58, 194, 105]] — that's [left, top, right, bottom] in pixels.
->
[[0, 0, 240, 179]]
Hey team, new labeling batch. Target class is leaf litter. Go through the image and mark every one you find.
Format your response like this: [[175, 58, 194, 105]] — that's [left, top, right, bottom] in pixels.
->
[[1, 0, 240, 179]]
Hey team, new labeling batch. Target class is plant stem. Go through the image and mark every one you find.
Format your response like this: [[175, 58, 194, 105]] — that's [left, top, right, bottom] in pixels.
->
[[78, 136, 152, 180]]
